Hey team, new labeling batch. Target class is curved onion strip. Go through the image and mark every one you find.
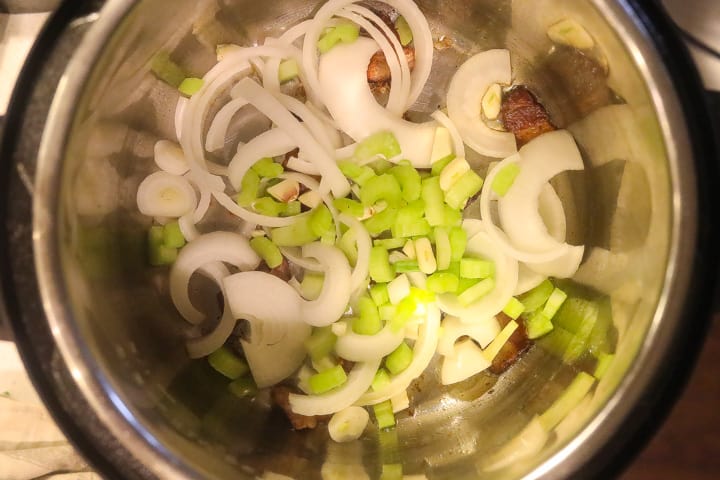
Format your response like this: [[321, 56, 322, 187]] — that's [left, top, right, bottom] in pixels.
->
[[287, 156, 320, 175], [447, 49, 516, 158], [186, 299, 234, 358], [300, 242, 352, 327], [436, 230, 518, 322], [437, 315, 500, 357], [289, 358, 381, 416], [205, 97, 250, 152], [356, 304, 440, 406], [241, 321, 311, 389], [335, 323, 405, 362], [178, 213, 201, 241], [280, 247, 324, 271], [538, 184, 566, 241], [514, 263, 546, 296], [170, 232, 260, 324], [461, 218, 485, 240], [279, 19, 312, 44], [193, 186, 212, 224], [304, 101, 343, 148], [227, 128, 297, 189], [277, 93, 337, 153], [174, 97, 187, 142], [136, 172, 197, 218], [262, 57, 282, 93], [431, 110, 466, 159], [337, 214, 371, 295], [440, 338, 491, 385], [232, 78, 350, 197], [318, 38, 436, 167], [213, 190, 310, 227]]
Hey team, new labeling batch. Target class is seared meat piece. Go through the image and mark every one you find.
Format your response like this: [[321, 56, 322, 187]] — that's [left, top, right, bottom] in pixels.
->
[[269, 257, 292, 282], [488, 313, 532, 375], [271, 385, 320, 430], [499, 86, 556, 147], [367, 47, 416, 84]]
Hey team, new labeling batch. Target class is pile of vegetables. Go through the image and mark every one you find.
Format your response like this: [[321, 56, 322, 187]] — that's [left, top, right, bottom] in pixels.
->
[[139, 0, 611, 455]]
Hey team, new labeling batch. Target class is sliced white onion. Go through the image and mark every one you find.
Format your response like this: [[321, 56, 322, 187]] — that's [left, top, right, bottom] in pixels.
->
[[514, 263, 546, 296], [227, 128, 297, 190], [436, 230, 518, 323], [262, 57, 282, 94], [205, 97, 250, 152], [174, 97, 188, 142], [447, 49, 517, 158], [440, 338, 492, 385], [356, 304, 441, 406], [335, 323, 405, 362], [338, 214, 371, 295], [155, 140, 189, 175], [524, 246, 584, 278], [430, 110, 466, 159], [287, 156, 320, 175], [170, 231, 261, 324], [437, 315, 500, 357], [328, 406, 370, 443], [186, 296, 235, 359], [136, 171, 197, 218], [461, 218, 485, 240], [300, 242, 352, 327], [178, 213, 201, 241], [277, 93, 339, 153], [280, 247, 324, 272], [241, 320, 310, 389], [289, 358, 381, 416]]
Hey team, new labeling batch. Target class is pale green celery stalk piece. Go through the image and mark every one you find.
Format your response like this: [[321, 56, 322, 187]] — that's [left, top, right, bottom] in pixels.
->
[[354, 131, 401, 161], [236, 169, 261, 206], [309, 365, 347, 394], [369, 246, 395, 283], [491, 163, 521, 196], [360, 174, 403, 207], [151, 51, 186, 87], [304, 326, 337, 361], [251, 157, 284, 178], [444, 169, 484, 209], [278, 59, 299, 83], [270, 217, 319, 246], [163, 221, 186, 248], [538, 371, 595, 431], [178, 77, 204, 96], [457, 278, 495, 306], [503, 297, 525, 319], [249, 236, 283, 268], [395, 16, 413, 46], [373, 400, 396, 429], [354, 296, 382, 335], [253, 197, 285, 217], [301, 272, 325, 300], [208, 346, 249, 380]]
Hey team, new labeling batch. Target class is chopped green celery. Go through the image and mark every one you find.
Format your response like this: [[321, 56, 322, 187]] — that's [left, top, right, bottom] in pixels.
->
[[372, 368, 391, 391], [360, 174, 403, 207], [253, 196, 286, 217], [538, 325, 574, 358], [309, 205, 334, 237], [282, 200, 301, 217], [560, 299, 600, 363], [249, 236, 283, 268], [270, 217, 319, 246], [373, 237, 407, 250], [443, 206, 463, 227], [503, 297, 525, 320], [338, 228, 358, 265], [380, 463, 403, 480], [394, 260, 420, 273], [409, 287, 435, 304], [491, 162, 521, 196], [178, 77, 204, 96], [542, 288, 568, 319], [426, 272, 459, 293], [251, 157, 284, 178], [354, 131, 401, 161], [460, 257, 495, 279], [392, 212, 431, 238], [228, 377, 257, 398], [587, 296, 613, 357], [444, 170, 484, 209], [526, 311, 554, 339], [421, 176, 446, 226], [431, 154, 455, 176], [389, 164, 422, 202], [338, 160, 376, 186], [443, 229, 465, 264], [593, 352, 614, 379], [278, 58, 299, 83], [354, 296, 382, 335], [369, 246, 396, 283], [313, 356, 337, 373], [304, 326, 337, 361], [163, 221, 186, 249], [434, 227, 451, 270], [373, 400, 396, 429], [150, 51, 186, 88], [395, 15, 413, 46], [390, 296, 415, 332], [539, 371, 595, 431], [148, 226, 177, 266], [457, 278, 495, 306], [364, 207, 398, 236], [370, 283, 390, 306], [317, 21, 360, 53], [148, 225, 164, 249], [379, 304, 397, 322], [300, 272, 325, 300], [519, 279, 554, 312], [368, 158, 394, 174], [308, 365, 348, 394], [333, 197, 364, 218], [208, 346, 249, 380], [236, 169, 261, 206], [456, 276, 480, 295]]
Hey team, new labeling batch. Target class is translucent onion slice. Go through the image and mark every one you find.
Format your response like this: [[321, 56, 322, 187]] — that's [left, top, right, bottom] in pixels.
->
[[227, 128, 297, 189], [136, 171, 197, 218], [170, 231, 261, 324], [356, 304, 441, 406], [338, 214, 371, 295], [286, 156, 320, 175], [205, 97, 249, 152], [186, 296, 235, 358], [154, 140, 189, 176], [178, 213, 201, 242], [277, 93, 339, 153], [514, 263, 546, 296], [446, 49, 517, 158], [436, 230, 518, 323], [241, 321, 311, 389], [335, 323, 404, 362], [431, 110, 466, 160], [440, 338, 492, 385], [318, 38, 436, 167], [289, 358, 381, 416], [174, 97, 187, 142], [437, 315, 500, 357], [300, 242, 352, 327], [280, 247, 324, 271], [480, 417, 549, 472]]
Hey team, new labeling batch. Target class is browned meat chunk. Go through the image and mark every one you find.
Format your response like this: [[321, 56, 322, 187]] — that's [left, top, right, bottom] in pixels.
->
[[499, 86, 556, 147], [488, 313, 532, 375], [269, 257, 292, 282], [367, 47, 416, 84], [271, 385, 320, 430]]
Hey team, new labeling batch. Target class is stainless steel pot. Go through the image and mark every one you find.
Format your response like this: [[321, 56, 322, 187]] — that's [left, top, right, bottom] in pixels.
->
[[1, 1, 718, 479]]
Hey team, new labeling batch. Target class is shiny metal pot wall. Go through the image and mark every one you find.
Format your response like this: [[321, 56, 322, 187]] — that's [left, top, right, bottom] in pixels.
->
[[12, 0, 715, 478]]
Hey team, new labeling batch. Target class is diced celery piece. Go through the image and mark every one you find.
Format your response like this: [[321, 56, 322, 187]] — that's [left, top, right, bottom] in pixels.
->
[[369, 246, 396, 283], [392, 216, 430, 238], [148, 225, 164, 249], [554, 297, 599, 335], [360, 174, 403, 207], [368, 158, 394, 174], [503, 297, 525, 320], [249, 236, 283, 268], [434, 227, 451, 271], [163, 221, 186, 249], [364, 207, 398, 237], [456, 276, 480, 295], [430, 154, 455, 177], [313, 356, 337, 373], [443, 205, 463, 227], [354, 131, 401, 161], [409, 286, 435, 304], [539, 372, 595, 431], [372, 368, 391, 391], [150, 51, 185, 88], [338, 227, 358, 265], [389, 164, 422, 202], [526, 311, 554, 339], [491, 162, 521, 196], [444, 170, 484, 209], [457, 278, 495, 306], [228, 377, 258, 398], [317, 21, 361, 53], [309, 365, 348, 394], [270, 217, 319, 246], [251, 157, 284, 178], [394, 260, 420, 273], [354, 296, 382, 335], [389, 296, 415, 332], [309, 205, 334, 237], [370, 283, 390, 306], [379, 304, 396, 322], [459, 257, 495, 279], [448, 227, 467, 261], [338, 159, 376, 186], [395, 15, 413, 46], [426, 272, 459, 293], [236, 169, 261, 206], [380, 463, 403, 480], [178, 77, 203, 96], [519, 279, 554, 312], [588, 297, 613, 357], [333, 197, 364, 218], [300, 272, 325, 300], [282, 200, 301, 217], [304, 326, 337, 361], [561, 300, 600, 363], [373, 237, 407, 250], [278, 58, 299, 83], [373, 400, 396, 429], [253, 196, 286, 217], [149, 226, 177, 266], [208, 346, 249, 380], [421, 176, 446, 226], [385, 342, 412, 374], [593, 352, 614, 379], [538, 325, 574, 359], [542, 288, 568, 319]]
